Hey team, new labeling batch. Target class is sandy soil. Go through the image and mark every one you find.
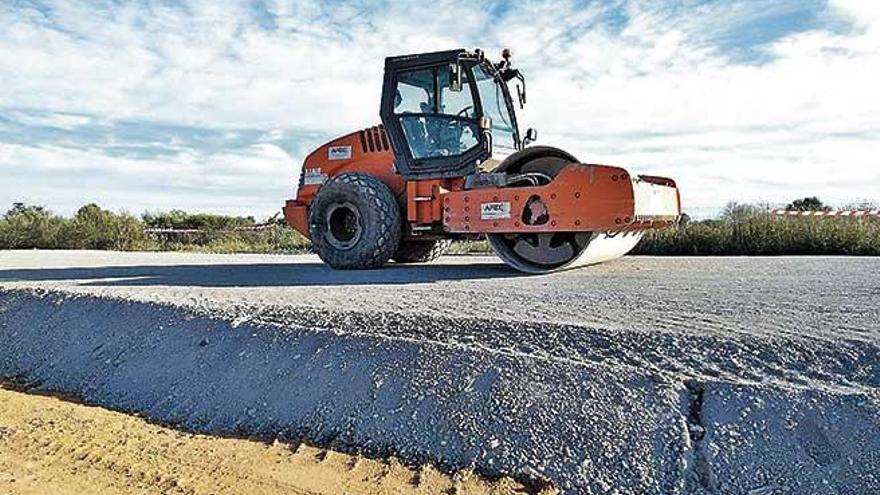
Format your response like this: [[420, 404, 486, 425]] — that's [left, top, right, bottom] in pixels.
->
[[0, 387, 538, 495]]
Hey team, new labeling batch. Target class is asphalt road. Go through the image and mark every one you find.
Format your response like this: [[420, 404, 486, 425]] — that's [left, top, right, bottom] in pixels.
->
[[1, 251, 878, 494]]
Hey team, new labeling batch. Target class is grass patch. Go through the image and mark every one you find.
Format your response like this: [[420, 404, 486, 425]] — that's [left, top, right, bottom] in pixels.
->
[[1, 201, 877, 256], [633, 204, 880, 256]]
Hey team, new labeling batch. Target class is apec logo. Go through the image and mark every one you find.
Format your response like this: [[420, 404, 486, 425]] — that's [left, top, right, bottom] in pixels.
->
[[480, 202, 511, 220], [328, 145, 352, 160]]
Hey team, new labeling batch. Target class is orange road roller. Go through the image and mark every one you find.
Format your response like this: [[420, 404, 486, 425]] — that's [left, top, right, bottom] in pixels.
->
[[283, 48, 681, 273]]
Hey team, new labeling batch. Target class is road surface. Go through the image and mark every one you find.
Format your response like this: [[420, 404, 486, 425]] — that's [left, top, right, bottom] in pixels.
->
[[1, 251, 878, 494]]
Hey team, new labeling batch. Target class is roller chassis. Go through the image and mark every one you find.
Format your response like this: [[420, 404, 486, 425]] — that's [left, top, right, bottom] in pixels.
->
[[282, 48, 681, 273]]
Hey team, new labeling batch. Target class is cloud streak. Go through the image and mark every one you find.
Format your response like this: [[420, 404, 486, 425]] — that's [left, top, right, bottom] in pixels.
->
[[0, 0, 878, 218]]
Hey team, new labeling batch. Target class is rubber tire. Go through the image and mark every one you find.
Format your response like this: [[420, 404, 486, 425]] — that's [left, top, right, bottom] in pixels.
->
[[392, 239, 452, 263], [309, 173, 401, 269]]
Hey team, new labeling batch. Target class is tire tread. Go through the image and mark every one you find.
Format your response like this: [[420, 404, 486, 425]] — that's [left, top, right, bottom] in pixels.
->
[[309, 173, 401, 269]]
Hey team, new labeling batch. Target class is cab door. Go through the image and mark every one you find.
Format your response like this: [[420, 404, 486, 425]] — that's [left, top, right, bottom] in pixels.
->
[[380, 50, 490, 180]]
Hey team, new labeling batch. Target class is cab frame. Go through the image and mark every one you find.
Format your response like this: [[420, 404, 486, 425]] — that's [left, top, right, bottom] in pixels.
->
[[379, 49, 521, 180]]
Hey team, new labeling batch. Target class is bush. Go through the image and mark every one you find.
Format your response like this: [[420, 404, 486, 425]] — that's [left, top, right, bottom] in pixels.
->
[[633, 202, 880, 256], [0, 203, 149, 251], [0, 203, 65, 249], [0, 203, 67, 249], [64, 204, 147, 250], [146, 226, 310, 254], [786, 196, 828, 212], [142, 210, 255, 231], [1, 201, 877, 256]]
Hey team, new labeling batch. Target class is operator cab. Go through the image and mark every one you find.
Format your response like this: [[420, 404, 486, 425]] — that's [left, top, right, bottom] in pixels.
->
[[380, 48, 528, 180]]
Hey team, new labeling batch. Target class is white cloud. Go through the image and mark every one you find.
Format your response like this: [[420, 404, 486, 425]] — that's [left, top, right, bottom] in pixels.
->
[[830, 0, 880, 29], [513, 0, 880, 208], [0, 141, 298, 217], [0, 0, 878, 217], [4, 110, 92, 130]]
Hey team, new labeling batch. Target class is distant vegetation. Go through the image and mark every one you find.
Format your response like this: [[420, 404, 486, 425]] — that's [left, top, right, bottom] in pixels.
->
[[785, 196, 829, 212], [0, 203, 144, 251], [633, 201, 880, 256], [1, 198, 877, 256], [0, 203, 308, 254]]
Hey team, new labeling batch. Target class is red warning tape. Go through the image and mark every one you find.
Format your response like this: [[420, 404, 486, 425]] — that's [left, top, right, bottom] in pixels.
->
[[771, 209, 880, 217]]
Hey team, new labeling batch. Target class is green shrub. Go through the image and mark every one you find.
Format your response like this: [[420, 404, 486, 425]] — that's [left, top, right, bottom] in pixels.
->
[[0, 203, 67, 249], [143, 225, 311, 254], [64, 204, 147, 250], [633, 204, 880, 256], [143, 210, 255, 231], [2, 201, 877, 256]]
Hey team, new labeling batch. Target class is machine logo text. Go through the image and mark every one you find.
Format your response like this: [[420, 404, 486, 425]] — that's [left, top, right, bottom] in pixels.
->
[[328, 146, 352, 160], [480, 202, 511, 220]]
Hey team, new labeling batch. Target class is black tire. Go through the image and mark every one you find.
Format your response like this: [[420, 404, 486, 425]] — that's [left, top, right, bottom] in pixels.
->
[[392, 239, 452, 263], [493, 145, 579, 176], [309, 173, 401, 269]]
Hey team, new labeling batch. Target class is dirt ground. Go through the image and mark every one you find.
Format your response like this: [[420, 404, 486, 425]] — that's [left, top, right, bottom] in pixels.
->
[[0, 387, 539, 495]]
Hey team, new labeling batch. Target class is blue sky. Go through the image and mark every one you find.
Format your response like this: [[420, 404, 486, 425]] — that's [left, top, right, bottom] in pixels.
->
[[1, 0, 878, 219]]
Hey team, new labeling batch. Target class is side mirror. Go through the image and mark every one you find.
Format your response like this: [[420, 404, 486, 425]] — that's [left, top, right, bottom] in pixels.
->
[[523, 128, 538, 146], [479, 116, 493, 154], [450, 63, 462, 92]]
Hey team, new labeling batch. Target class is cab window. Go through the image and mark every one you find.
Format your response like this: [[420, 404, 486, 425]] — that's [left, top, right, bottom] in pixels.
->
[[473, 64, 516, 156], [393, 66, 479, 159]]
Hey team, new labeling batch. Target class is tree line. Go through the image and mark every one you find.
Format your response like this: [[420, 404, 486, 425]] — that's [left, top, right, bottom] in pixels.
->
[[1, 199, 877, 256]]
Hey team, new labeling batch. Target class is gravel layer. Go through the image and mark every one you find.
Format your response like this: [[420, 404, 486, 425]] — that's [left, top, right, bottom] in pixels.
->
[[0, 251, 878, 494]]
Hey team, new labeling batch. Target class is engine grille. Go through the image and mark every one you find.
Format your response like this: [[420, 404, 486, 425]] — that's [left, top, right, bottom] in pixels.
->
[[359, 125, 390, 153]]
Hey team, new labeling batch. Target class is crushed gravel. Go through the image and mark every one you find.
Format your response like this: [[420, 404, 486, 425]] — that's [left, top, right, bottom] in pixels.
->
[[0, 251, 878, 494]]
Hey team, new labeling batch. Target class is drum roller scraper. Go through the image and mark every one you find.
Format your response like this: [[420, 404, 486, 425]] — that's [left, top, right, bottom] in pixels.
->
[[283, 48, 681, 273]]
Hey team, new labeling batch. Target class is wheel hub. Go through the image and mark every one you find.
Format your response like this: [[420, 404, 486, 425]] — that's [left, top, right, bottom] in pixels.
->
[[325, 202, 362, 250]]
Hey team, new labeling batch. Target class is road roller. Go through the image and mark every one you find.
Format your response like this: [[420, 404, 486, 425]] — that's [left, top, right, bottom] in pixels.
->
[[282, 48, 681, 273]]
